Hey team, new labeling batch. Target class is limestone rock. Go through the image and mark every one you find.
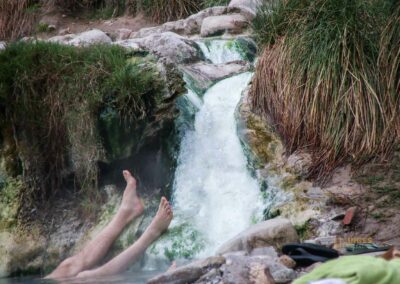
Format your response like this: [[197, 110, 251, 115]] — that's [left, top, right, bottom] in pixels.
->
[[148, 256, 226, 284], [131, 6, 228, 38], [216, 218, 299, 254], [68, 29, 112, 46], [48, 29, 112, 46], [201, 14, 249, 37], [221, 254, 296, 284], [119, 32, 201, 63], [228, 0, 262, 20], [181, 61, 250, 93]]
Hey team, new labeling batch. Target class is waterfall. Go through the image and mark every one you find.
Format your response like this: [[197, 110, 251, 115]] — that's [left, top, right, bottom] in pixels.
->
[[196, 40, 244, 64], [173, 72, 263, 256], [144, 39, 264, 268]]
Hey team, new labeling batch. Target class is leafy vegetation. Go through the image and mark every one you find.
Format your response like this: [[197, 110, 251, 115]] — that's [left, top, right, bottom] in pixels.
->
[[250, 0, 400, 179], [0, 42, 164, 204]]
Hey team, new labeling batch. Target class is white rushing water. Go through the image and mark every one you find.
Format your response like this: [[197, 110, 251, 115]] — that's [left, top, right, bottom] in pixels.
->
[[172, 72, 263, 256], [196, 40, 243, 64]]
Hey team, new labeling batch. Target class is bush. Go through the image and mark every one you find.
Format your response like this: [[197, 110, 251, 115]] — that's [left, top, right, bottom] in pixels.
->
[[250, 0, 400, 178], [0, 42, 163, 200]]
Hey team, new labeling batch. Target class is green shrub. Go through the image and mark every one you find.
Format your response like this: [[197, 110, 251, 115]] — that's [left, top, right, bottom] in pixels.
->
[[0, 42, 163, 201], [250, 0, 399, 178]]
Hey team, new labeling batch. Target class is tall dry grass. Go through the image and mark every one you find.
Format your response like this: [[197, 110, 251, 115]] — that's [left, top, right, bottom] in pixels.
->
[[251, 0, 400, 179], [0, 0, 38, 40]]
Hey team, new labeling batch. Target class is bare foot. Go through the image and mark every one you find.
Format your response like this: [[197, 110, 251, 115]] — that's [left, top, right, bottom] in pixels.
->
[[118, 170, 144, 224], [146, 197, 173, 238]]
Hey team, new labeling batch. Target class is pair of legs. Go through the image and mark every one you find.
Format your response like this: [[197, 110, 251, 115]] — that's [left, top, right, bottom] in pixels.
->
[[45, 170, 173, 280]]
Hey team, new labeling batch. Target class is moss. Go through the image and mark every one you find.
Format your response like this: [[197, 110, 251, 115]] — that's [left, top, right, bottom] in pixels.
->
[[149, 222, 205, 261], [294, 221, 312, 241], [226, 38, 257, 62], [0, 177, 24, 230]]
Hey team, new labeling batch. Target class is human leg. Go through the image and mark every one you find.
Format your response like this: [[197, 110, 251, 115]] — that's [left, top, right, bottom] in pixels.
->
[[45, 170, 144, 279], [76, 197, 173, 278]]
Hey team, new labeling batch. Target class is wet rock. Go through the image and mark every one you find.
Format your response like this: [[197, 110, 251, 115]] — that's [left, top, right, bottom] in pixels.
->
[[119, 32, 201, 63], [200, 14, 249, 37], [228, 0, 262, 20], [131, 7, 228, 38], [181, 61, 250, 93], [194, 268, 223, 284], [217, 218, 299, 255], [148, 256, 226, 284], [68, 29, 112, 46]]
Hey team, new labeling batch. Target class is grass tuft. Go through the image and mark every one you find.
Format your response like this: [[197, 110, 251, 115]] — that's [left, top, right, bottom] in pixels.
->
[[251, 0, 400, 179]]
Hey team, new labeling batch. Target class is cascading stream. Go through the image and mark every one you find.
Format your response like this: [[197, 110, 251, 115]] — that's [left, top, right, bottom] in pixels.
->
[[144, 40, 265, 266], [173, 71, 263, 256]]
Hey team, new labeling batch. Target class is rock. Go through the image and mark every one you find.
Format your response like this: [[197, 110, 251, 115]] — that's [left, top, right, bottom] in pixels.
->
[[286, 151, 312, 177], [194, 268, 222, 284], [118, 32, 201, 63], [228, 0, 262, 20], [0, 232, 46, 278], [181, 61, 250, 93], [131, 6, 228, 38], [58, 28, 70, 35], [200, 14, 249, 37], [47, 25, 57, 32], [48, 34, 76, 44], [221, 254, 296, 284], [279, 255, 296, 269], [249, 263, 276, 284], [116, 28, 132, 40], [217, 218, 299, 255], [0, 42, 6, 50], [68, 29, 112, 46], [148, 256, 226, 284]]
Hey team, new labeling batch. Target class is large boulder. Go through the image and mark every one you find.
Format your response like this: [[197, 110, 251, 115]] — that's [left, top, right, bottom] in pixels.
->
[[200, 14, 249, 37], [48, 29, 112, 46], [181, 61, 250, 94], [228, 0, 262, 19], [131, 6, 228, 38], [148, 256, 226, 284], [217, 218, 299, 255], [117, 32, 201, 64], [68, 29, 112, 46]]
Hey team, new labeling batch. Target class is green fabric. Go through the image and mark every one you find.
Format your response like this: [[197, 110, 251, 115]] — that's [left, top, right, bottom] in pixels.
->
[[293, 256, 400, 284]]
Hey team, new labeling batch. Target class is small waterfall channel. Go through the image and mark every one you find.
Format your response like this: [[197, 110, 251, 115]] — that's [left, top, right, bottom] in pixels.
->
[[144, 39, 267, 268]]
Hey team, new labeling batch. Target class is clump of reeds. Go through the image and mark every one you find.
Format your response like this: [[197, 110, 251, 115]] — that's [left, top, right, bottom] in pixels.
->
[[0, 0, 38, 40], [250, 0, 400, 178], [0, 42, 163, 201]]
